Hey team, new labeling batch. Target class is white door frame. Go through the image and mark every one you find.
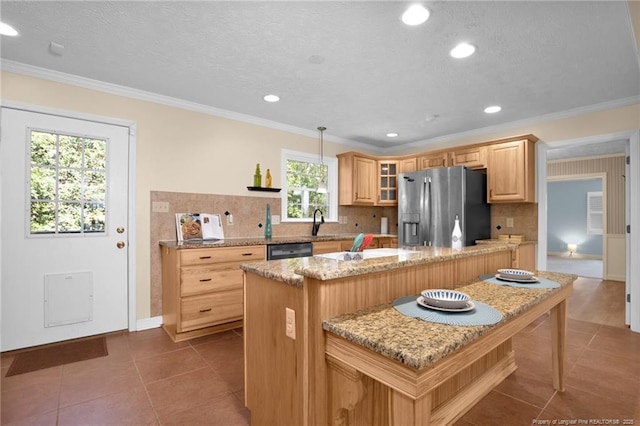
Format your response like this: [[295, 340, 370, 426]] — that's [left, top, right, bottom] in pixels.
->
[[1, 100, 138, 332], [536, 130, 639, 333]]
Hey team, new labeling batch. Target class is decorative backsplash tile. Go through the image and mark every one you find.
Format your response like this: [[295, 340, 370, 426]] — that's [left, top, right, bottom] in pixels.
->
[[149, 191, 398, 315]]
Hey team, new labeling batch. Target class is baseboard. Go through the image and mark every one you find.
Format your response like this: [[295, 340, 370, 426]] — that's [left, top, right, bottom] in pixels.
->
[[135, 316, 163, 331], [548, 252, 602, 260], [604, 274, 625, 282]]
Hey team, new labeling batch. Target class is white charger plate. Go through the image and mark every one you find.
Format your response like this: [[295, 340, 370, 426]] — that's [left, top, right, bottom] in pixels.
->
[[497, 268, 534, 279], [495, 274, 539, 284], [417, 296, 476, 312]]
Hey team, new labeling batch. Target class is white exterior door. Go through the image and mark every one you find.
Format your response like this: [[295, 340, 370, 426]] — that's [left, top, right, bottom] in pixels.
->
[[1, 108, 130, 351]]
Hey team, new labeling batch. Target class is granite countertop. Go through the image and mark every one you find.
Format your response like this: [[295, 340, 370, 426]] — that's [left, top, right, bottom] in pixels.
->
[[240, 244, 514, 286], [159, 233, 397, 249], [322, 271, 575, 370]]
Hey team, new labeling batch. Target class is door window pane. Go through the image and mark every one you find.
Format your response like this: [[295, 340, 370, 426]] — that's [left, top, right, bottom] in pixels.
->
[[28, 130, 108, 236]]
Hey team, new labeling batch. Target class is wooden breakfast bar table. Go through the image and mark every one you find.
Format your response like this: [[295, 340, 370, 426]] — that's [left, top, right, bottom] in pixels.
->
[[322, 272, 574, 426]]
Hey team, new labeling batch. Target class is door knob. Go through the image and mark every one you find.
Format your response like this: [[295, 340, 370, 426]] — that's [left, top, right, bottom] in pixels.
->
[[117, 241, 125, 249]]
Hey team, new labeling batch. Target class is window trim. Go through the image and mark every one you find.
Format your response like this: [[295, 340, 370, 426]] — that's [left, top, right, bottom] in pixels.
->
[[281, 149, 338, 222]]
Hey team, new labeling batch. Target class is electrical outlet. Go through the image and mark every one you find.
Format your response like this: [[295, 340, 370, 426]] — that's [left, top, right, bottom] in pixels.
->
[[506, 217, 514, 228], [285, 307, 296, 339], [272, 215, 280, 225], [227, 214, 234, 225], [152, 201, 169, 213]]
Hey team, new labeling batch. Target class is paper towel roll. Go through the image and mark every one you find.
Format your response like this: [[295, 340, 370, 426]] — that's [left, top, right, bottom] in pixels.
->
[[381, 217, 388, 234]]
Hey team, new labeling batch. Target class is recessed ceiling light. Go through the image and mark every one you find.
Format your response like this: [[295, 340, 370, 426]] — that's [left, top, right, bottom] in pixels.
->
[[386, 132, 399, 138], [263, 94, 280, 103], [450, 42, 476, 59], [0, 22, 18, 37], [484, 106, 502, 114], [402, 5, 429, 26]]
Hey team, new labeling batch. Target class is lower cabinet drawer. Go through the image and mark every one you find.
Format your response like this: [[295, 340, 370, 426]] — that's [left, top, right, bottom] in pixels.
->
[[179, 289, 243, 332], [181, 268, 243, 297]]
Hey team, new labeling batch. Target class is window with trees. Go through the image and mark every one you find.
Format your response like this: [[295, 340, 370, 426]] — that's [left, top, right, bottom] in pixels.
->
[[28, 130, 108, 236], [281, 149, 337, 222]]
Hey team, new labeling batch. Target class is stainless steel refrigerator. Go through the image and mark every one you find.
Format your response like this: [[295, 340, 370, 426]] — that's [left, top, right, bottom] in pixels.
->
[[398, 166, 490, 247]]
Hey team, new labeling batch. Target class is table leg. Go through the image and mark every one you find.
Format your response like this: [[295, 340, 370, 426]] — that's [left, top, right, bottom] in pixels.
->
[[550, 299, 567, 391]]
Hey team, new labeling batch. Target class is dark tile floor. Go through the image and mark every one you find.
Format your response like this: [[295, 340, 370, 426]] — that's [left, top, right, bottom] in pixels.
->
[[2, 287, 639, 425]]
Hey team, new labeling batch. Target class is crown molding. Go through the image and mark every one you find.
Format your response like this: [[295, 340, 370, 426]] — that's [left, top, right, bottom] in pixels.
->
[[390, 95, 640, 154], [0, 60, 371, 150], [3, 60, 637, 156]]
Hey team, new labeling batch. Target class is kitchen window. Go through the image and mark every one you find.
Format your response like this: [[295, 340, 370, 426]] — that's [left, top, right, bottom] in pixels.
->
[[281, 149, 337, 222]]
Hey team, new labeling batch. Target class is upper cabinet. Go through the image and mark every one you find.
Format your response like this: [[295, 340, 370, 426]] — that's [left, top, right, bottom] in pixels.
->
[[487, 137, 537, 203], [418, 152, 448, 170], [377, 160, 398, 205], [337, 134, 537, 206], [449, 146, 487, 170], [399, 157, 417, 174], [338, 153, 376, 205]]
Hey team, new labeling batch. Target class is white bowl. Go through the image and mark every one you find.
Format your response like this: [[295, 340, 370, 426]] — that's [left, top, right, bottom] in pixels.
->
[[420, 289, 471, 309], [497, 268, 534, 280]]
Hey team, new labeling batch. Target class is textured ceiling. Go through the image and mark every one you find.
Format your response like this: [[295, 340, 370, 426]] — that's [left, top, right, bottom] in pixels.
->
[[1, 1, 639, 152]]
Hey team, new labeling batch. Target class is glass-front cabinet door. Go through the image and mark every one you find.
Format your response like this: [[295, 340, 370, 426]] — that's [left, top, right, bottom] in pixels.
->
[[377, 160, 398, 205]]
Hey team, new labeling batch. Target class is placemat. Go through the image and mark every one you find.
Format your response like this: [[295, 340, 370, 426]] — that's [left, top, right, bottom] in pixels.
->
[[479, 274, 560, 289], [392, 295, 503, 327]]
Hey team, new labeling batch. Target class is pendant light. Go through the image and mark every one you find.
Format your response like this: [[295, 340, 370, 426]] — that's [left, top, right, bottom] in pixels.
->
[[317, 126, 327, 193]]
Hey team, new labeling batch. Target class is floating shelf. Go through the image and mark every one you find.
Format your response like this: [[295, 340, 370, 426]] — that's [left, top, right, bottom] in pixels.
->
[[247, 186, 281, 193]]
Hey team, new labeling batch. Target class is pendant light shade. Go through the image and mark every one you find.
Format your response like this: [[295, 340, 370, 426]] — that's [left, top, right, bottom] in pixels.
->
[[317, 126, 327, 193]]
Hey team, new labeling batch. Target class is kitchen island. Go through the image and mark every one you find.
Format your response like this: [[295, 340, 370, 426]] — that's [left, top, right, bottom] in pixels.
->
[[240, 244, 569, 426]]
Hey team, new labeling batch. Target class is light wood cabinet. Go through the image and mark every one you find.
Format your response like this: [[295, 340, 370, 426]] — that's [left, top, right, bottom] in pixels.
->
[[418, 152, 449, 170], [313, 240, 345, 254], [487, 138, 536, 203], [512, 243, 537, 271], [450, 146, 487, 170], [338, 153, 376, 205], [399, 157, 417, 174], [161, 245, 265, 342], [377, 160, 398, 205]]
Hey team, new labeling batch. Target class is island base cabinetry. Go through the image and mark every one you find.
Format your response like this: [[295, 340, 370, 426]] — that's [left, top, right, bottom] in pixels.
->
[[161, 245, 265, 342], [243, 248, 515, 426]]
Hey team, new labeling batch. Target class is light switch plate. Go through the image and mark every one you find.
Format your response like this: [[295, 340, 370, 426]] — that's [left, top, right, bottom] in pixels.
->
[[506, 217, 514, 228]]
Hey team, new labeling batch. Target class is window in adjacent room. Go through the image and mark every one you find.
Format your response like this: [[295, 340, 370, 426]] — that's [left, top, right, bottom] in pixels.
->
[[281, 149, 337, 222], [587, 191, 603, 235]]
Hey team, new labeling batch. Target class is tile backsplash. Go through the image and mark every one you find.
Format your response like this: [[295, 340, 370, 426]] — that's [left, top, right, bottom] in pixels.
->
[[149, 191, 398, 316], [149, 191, 537, 316], [490, 203, 538, 241]]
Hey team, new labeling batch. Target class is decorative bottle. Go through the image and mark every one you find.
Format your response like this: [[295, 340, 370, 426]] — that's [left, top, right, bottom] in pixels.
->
[[253, 164, 262, 187], [451, 215, 462, 251], [266, 169, 272, 188], [264, 203, 272, 239]]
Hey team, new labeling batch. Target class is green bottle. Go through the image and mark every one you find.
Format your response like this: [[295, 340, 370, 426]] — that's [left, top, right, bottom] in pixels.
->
[[253, 164, 262, 187], [264, 203, 272, 239]]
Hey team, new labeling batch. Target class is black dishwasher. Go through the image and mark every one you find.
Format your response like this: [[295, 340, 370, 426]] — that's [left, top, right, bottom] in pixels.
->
[[266, 242, 313, 260]]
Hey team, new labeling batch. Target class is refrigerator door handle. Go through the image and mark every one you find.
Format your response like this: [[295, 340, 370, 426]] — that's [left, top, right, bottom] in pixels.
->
[[425, 177, 432, 246]]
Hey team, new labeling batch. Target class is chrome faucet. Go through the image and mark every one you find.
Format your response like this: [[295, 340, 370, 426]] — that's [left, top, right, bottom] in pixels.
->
[[312, 208, 325, 236]]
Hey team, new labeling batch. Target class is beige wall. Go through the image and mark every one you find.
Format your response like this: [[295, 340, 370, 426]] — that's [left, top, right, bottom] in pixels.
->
[[2, 70, 639, 321]]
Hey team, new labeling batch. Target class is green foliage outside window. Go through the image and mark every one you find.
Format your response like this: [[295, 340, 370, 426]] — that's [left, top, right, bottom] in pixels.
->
[[29, 131, 107, 234], [286, 159, 329, 219]]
